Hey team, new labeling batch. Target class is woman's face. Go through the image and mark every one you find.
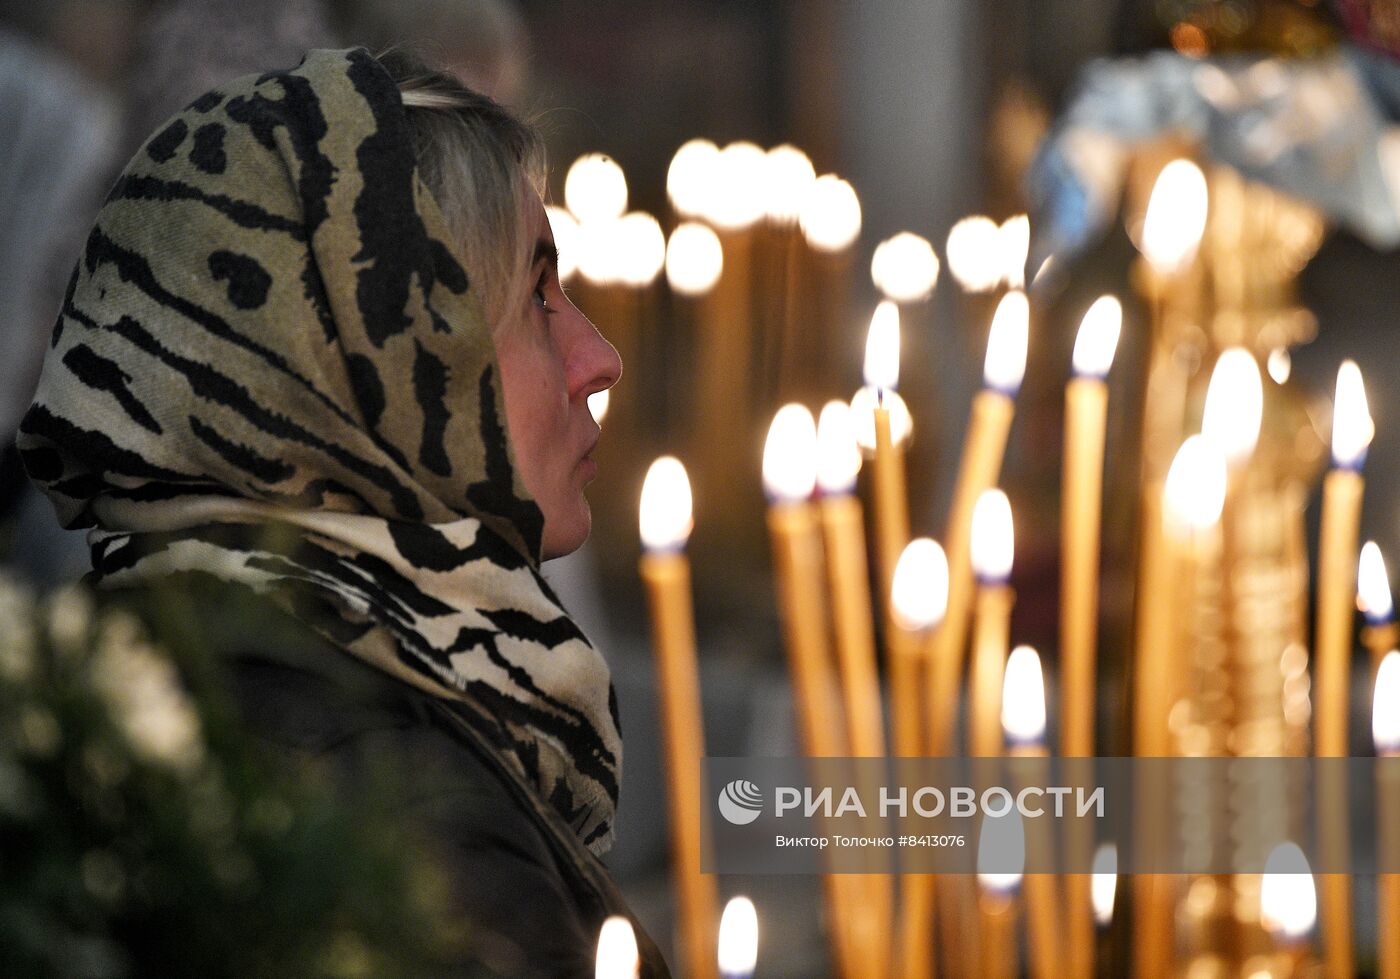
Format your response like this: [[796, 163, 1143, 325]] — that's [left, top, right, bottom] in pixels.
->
[[495, 195, 621, 560]]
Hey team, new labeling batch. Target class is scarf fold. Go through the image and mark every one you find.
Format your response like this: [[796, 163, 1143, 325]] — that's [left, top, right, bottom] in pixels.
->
[[17, 47, 620, 853]]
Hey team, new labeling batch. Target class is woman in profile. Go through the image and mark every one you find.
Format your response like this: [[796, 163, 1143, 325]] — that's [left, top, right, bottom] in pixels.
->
[[18, 46, 667, 978]]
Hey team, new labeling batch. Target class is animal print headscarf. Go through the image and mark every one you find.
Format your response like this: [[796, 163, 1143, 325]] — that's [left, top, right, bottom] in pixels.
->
[[17, 48, 622, 853]]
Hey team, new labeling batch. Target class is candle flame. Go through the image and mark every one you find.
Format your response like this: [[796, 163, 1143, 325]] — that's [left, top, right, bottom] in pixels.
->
[[1001, 645, 1046, 744], [946, 215, 1003, 292], [1259, 842, 1317, 941], [1140, 159, 1208, 276], [577, 218, 626, 286], [1358, 541, 1393, 622], [1267, 347, 1292, 385], [1331, 360, 1373, 469], [1071, 295, 1122, 378], [871, 232, 940, 303], [983, 290, 1029, 394], [849, 386, 913, 452], [1163, 435, 1227, 538], [763, 404, 818, 504], [1374, 650, 1400, 755], [1201, 347, 1263, 466], [799, 174, 861, 253], [890, 538, 949, 632], [976, 811, 1025, 894], [717, 896, 759, 975], [666, 222, 724, 296], [998, 214, 1030, 289], [588, 389, 610, 426], [763, 144, 816, 224], [545, 206, 580, 283], [1091, 843, 1119, 925], [565, 153, 628, 225], [816, 400, 862, 495], [595, 915, 640, 979], [667, 138, 719, 219], [970, 488, 1014, 583], [708, 141, 768, 231], [615, 212, 666, 288], [639, 456, 693, 551], [863, 301, 901, 391]]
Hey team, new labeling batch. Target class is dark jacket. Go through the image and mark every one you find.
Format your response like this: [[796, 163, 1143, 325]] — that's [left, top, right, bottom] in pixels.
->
[[105, 572, 671, 979]]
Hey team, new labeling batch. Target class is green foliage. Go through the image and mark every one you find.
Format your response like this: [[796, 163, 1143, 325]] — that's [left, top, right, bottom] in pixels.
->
[[0, 578, 483, 979]]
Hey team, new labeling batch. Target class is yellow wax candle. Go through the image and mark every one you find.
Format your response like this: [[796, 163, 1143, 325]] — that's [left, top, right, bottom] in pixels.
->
[[861, 301, 911, 643], [1315, 361, 1371, 979], [638, 457, 719, 979], [763, 405, 860, 979], [976, 808, 1025, 979], [1060, 295, 1121, 759], [1002, 646, 1061, 979], [1358, 541, 1397, 693], [1374, 652, 1400, 979], [928, 290, 1028, 754], [969, 488, 1015, 758]]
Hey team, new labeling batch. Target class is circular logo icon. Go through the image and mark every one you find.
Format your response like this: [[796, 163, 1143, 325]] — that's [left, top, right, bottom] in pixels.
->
[[717, 779, 763, 825]]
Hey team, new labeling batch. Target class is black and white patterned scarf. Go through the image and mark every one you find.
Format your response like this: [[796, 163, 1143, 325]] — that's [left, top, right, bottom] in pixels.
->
[[17, 48, 621, 853]]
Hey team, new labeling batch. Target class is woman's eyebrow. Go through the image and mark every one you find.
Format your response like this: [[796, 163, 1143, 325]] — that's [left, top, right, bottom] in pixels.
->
[[532, 239, 559, 270]]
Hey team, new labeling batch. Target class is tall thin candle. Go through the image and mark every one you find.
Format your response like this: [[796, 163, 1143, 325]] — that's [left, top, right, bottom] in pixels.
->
[[1374, 652, 1400, 979], [929, 290, 1029, 755], [969, 488, 1014, 758], [639, 457, 719, 979]]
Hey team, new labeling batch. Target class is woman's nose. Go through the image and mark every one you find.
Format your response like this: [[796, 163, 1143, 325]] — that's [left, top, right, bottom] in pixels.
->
[[572, 313, 622, 398]]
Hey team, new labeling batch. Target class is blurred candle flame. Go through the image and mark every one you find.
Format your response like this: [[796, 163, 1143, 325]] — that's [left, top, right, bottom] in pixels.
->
[[1091, 843, 1119, 926], [983, 290, 1030, 394], [639, 456, 694, 552], [763, 404, 818, 504], [545, 205, 580, 283], [1071, 295, 1122, 378], [863, 301, 901, 391], [762, 144, 816, 224], [1001, 645, 1047, 745], [946, 215, 1003, 292], [970, 488, 1014, 584], [667, 138, 719, 219], [1259, 842, 1317, 942], [799, 175, 861, 252], [816, 400, 862, 495], [977, 810, 1026, 894], [1140, 159, 1208, 276], [1374, 650, 1400, 755], [890, 538, 949, 632], [998, 214, 1030, 289], [717, 896, 759, 977], [588, 388, 610, 426], [1201, 347, 1263, 467], [1163, 435, 1227, 538], [595, 915, 640, 979], [665, 222, 724, 296], [707, 141, 768, 231], [616, 212, 666, 287], [1358, 541, 1394, 623], [1332, 360, 1373, 469], [1267, 347, 1292, 385], [566, 153, 628, 224], [871, 231, 940, 303]]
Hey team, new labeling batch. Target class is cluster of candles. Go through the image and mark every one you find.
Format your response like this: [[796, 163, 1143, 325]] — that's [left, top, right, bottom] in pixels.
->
[[551, 134, 1400, 975], [595, 895, 758, 979]]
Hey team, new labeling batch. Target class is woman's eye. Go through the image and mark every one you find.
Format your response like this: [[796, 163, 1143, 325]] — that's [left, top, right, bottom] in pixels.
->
[[532, 277, 552, 312]]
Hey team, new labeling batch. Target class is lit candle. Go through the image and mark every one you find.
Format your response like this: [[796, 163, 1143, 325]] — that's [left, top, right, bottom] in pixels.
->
[[1260, 842, 1318, 976], [997, 214, 1030, 290], [762, 405, 855, 978], [976, 810, 1025, 979], [816, 400, 892, 979], [799, 174, 862, 254], [1374, 652, 1400, 979], [1060, 297, 1120, 979], [566, 153, 628, 225], [667, 139, 720, 221], [1200, 347, 1264, 468], [863, 300, 912, 666], [638, 457, 719, 979], [1315, 361, 1370, 979], [946, 215, 1003, 294], [969, 488, 1014, 758], [889, 537, 949, 979], [1060, 295, 1122, 759], [761, 144, 817, 226], [595, 915, 640, 979], [1001, 645, 1061, 979], [1140, 160, 1209, 282], [1358, 541, 1397, 684], [929, 289, 1028, 754], [1091, 844, 1118, 928], [717, 896, 759, 979]]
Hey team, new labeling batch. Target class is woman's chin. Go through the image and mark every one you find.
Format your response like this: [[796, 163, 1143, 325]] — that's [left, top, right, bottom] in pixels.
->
[[540, 502, 592, 561]]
